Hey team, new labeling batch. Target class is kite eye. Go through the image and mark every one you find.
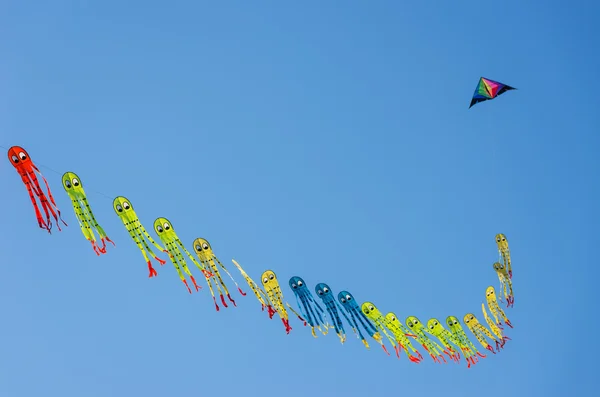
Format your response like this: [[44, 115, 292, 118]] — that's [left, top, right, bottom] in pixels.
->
[[363, 308, 369, 314], [414, 319, 419, 324], [156, 226, 164, 233], [391, 316, 396, 321], [123, 202, 130, 210], [291, 283, 297, 289], [11, 155, 18, 163], [202, 243, 209, 250], [116, 204, 123, 212], [269, 274, 274, 280], [453, 320, 458, 325], [163, 222, 170, 230], [263, 277, 268, 284], [469, 315, 474, 320], [502, 238, 506, 241], [408, 322, 413, 327], [65, 179, 72, 188], [345, 294, 352, 301], [72, 178, 80, 187], [434, 321, 438, 326], [429, 325, 434, 330], [340, 298, 346, 303], [18, 152, 27, 160], [195, 245, 202, 252], [317, 290, 323, 295], [297, 280, 303, 287], [368, 305, 374, 311], [323, 287, 329, 293]]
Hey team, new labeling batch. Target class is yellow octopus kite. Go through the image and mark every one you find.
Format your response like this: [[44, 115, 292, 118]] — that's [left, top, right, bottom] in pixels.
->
[[261, 270, 292, 334], [192, 238, 246, 311]]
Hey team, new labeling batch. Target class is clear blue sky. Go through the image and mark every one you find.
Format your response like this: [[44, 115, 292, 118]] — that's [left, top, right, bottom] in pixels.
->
[[1, 1, 598, 396]]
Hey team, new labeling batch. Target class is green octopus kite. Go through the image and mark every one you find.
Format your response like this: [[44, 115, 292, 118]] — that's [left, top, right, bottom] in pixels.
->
[[62, 172, 114, 255], [112, 196, 166, 277], [153, 217, 213, 294]]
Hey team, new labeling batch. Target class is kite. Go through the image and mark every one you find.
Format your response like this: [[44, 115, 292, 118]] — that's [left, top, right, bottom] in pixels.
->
[[463, 313, 502, 353], [7, 146, 67, 233], [446, 316, 487, 365], [481, 303, 511, 348], [485, 286, 513, 327], [384, 313, 424, 363], [315, 283, 353, 343], [231, 259, 276, 318], [261, 270, 293, 333], [426, 318, 464, 364], [492, 262, 514, 307], [405, 316, 452, 364], [62, 172, 114, 255], [153, 218, 213, 294], [287, 276, 329, 337], [469, 77, 515, 108], [337, 291, 388, 354], [113, 196, 166, 277], [361, 303, 422, 363], [495, 233, 512, 278], [192, 238, 246, 311]]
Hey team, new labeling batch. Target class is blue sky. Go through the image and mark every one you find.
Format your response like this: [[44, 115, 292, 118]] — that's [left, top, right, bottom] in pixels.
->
[[1, 1, 598, 396]]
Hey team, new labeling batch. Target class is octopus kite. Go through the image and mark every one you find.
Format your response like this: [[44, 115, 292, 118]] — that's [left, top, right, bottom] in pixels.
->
[[406, 316, 452, 364], [463, 313, 504, 353], [485, 286, 513, 327], [153, 218, 213, 294], [446, 316, 486, 365], [361, 303, 422, 363], [315, 283, 353, 343], [481, 303, 511, 348], [288, 277, 329, 337], [231, 259, 275, 318], [492, 261, 514, 307], [192, 238, 246, 311], [337, 291, 387, 354], [426, 318, 472, 366], [495, 233, 512, 278], [113, 196, 166, 277], [261, 270, 292, 333], [62, 172, 114, 255], [7, 146, 67, 233]]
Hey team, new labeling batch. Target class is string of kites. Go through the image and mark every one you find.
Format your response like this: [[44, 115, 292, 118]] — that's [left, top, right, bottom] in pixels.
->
[[6, 142, 515, 369]]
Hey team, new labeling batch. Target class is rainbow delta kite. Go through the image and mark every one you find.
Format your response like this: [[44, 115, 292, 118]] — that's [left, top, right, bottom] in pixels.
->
[[469, 77, 515, 108]]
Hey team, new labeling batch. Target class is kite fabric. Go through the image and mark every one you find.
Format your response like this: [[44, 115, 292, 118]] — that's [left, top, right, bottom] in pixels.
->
[[469, 77, 516, 108], [6, 144, 518, 369]]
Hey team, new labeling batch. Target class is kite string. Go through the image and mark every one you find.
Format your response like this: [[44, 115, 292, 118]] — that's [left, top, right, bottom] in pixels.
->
[[0, 144, 114, 201]]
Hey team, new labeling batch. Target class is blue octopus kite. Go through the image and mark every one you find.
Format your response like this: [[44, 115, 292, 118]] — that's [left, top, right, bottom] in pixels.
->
[[337, 290, 389, 355], [315, 283, 354, 343], [287, 276, 330, 337]]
